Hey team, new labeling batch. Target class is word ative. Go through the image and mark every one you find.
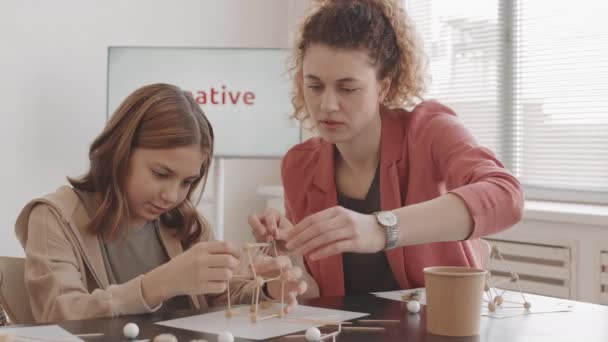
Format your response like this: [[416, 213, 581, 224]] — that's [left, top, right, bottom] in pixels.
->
[[189, 86, 255, 106]]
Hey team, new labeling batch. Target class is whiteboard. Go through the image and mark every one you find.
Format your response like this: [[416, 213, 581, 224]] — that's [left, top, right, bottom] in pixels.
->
[[107, 47, 301, 158]]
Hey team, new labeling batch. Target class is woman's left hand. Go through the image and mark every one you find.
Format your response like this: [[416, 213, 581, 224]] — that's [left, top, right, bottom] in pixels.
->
[[254, 256, 308, 314], [284, 206, 386, 260]]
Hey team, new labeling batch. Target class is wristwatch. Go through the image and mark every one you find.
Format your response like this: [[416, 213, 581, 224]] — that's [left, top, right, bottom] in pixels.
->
[[374, 211, 399, 250]]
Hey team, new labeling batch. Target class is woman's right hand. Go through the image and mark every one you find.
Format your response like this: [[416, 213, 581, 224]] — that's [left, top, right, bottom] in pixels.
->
[[142, 241, 240, 306], [248, 208, 293, 254]]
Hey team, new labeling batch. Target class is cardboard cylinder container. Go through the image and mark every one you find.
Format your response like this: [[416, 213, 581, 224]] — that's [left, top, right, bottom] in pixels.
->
[[424, 266, 487, 337]]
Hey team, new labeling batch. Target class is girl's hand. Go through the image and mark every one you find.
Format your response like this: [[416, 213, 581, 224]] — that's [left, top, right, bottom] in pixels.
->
[[253, 256, 307, 314], [285, 206, 386, 260], [143, 241, 241, 307]]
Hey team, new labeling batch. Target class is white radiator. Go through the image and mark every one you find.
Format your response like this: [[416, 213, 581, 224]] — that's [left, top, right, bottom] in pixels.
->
[[601, 251, 608, 305], [483, 239, 572, 299]]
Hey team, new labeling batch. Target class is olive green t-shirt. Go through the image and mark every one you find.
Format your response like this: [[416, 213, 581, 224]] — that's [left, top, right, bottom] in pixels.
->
[[73, 189, 191, 312]]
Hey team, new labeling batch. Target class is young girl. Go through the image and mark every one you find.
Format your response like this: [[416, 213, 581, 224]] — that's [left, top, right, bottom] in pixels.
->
[[249, 0, 524, 297], [15, 83, 306, 323]]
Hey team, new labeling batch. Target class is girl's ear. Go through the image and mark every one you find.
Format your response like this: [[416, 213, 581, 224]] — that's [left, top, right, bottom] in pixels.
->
[[379, 76, 392, 103]]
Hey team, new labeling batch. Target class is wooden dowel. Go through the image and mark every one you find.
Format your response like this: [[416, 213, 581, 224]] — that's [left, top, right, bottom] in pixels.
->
[[342, 326, 386, 332], [357, 319, 400, 324]]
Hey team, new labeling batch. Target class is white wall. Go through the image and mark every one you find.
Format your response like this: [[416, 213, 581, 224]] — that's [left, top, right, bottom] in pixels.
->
[[0, 0, 309, 256]]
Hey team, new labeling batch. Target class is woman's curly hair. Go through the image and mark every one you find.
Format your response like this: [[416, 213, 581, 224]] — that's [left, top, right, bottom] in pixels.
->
[[289, 0, 428, 126]]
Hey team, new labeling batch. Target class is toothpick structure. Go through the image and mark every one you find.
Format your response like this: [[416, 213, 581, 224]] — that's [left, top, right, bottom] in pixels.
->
[[479, 240, 532, 313], [225, 240, 289, 323]]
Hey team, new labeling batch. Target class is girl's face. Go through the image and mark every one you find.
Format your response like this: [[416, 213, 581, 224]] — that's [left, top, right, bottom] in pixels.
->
[[124, 144, 204, 227], [302, 43, 391, 144]]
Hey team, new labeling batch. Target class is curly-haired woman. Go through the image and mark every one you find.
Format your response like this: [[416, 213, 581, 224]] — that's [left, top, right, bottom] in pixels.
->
[[249, 0, 523, 297]]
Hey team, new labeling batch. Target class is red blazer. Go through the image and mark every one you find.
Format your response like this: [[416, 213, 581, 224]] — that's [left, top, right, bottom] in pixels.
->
[[281, 101, 524, 297]]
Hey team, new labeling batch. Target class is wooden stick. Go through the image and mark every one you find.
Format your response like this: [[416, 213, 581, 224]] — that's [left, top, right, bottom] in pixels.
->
[[226, 280, 232, 314], [342, 326, 386, 332], [281, 317, 352, 326], [357, 319, 400, 324], [232, 275, 254, 280], [75, 333, 105, 338], [258, 313, 280, 321]]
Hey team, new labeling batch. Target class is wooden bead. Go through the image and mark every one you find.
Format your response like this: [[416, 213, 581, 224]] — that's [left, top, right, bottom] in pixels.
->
[[123, 322, 139, 339], [305, 327, 321, 341], [218, 331, 234, 342], [406, 300, 421, 313], [152, 334, 178, 342], [488, 302, 497, 312]]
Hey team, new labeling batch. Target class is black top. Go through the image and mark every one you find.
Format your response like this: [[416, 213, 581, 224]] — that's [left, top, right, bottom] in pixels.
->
[[337, 159, 400, 294]]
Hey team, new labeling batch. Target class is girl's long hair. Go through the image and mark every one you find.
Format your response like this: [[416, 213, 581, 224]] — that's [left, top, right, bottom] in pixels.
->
[[69, 83, 214, 248]]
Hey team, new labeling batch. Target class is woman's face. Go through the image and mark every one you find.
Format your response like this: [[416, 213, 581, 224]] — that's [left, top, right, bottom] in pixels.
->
[[302, 43, 390, 144], [124, 144, 204, 227]]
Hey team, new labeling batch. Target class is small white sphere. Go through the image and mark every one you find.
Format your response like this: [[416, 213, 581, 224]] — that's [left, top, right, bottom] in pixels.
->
[[153, 334, 178, 342], [123, 322, 139, 339], [217, 331, 234, 342], [407, 300, 421, 313], [305, 327, 322, 341]]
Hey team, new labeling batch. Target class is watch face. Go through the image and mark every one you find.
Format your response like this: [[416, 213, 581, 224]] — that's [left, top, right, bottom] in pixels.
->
[[378, 211, 398, 226]]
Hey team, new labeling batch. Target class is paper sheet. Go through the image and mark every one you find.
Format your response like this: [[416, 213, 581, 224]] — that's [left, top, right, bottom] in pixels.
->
[[481, 290, 574, 319], [372, 288, 573, 319], [0, 325, 83, 341], [371, 287, 427, 304], [156, 304, 368, 340]]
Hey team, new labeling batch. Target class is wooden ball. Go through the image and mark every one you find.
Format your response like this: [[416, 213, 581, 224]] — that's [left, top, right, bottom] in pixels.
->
[[488, 302, 497, 312], [153, 334, 178, 342], [495, 295, 504, 305], [217, 331, 234, 342], [123, 322, 139, 339], [305, 327, 322, 341], [524, 302, 532, 310], [406, 300, 421, 313]]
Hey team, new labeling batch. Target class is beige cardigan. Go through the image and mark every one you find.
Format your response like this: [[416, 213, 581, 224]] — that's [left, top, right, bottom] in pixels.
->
[[15, 186, 261, 323]]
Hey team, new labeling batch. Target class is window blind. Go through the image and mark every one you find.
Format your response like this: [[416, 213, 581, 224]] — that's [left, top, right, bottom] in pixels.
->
[[406, 0, 608, 203]]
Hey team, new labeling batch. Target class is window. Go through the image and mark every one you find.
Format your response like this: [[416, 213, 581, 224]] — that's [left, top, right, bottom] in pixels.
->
[[407, 0, 608, 204]]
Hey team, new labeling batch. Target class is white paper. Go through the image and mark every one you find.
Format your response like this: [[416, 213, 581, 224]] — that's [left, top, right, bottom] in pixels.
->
[[371, 287, 427, 304], [0, 325, 83, 341], [156, 304, 368, 340], [481, 290, 574, 319], [371, 288, 574, 319]]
